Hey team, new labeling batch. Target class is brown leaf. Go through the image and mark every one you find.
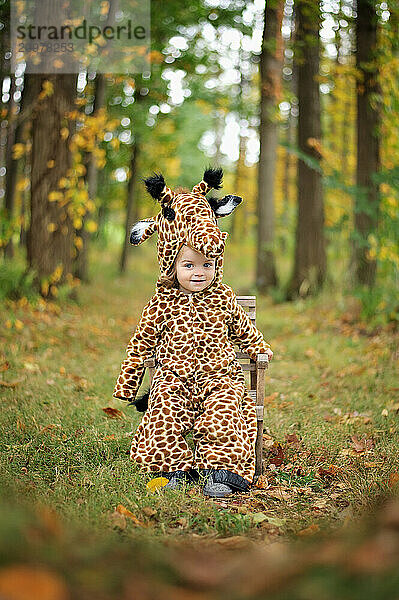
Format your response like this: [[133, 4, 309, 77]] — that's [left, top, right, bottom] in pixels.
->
[[265, 487, 292, 501], [102, 407, 125, 419], [254, 475, 270, 490], [0, 361, 10, 372], [285, 433, 301, 448], [297, 523, 320, 537], [264, 392, 279, 404], [0, 565, 69, 600], [110, 510, 126, 530], [142, 506, 157, 518], [268, 442, 285, 467], [388, 472, 399, 488], [0, 379, 22, 388], [215, 536, 252, 549], [318, 465, 340, 479], [350, 435, 374, 453]]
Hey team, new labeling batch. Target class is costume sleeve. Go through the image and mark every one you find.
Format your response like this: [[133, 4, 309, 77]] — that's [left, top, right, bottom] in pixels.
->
[[227, 290, 271, 361], [113, 296, 160, 402]]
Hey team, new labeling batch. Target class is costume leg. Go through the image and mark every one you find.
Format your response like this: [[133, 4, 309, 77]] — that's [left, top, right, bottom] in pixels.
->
[[130, 368, 195, 473], [192, 365, 257, 485]]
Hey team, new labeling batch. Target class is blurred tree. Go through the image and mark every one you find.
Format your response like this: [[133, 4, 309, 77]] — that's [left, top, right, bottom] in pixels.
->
[[256, 0, 283, 293], [351, 0, 381, 286], [27, 74, 78, 296], [286, 0, 326, 299]]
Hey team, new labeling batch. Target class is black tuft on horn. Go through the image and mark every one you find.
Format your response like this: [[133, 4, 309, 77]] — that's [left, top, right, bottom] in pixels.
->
[[203, 167, 223, 190], [143, 173, 165, 200]]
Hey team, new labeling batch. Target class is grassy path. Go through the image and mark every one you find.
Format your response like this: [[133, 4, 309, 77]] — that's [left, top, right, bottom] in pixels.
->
[[1, 243, 398, 546]]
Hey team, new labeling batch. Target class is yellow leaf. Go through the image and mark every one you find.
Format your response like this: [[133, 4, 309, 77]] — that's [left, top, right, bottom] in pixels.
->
[[73, 218, 82, 230], [12, 143, 25, 159], [86, 220, 98, 233], [14, 319, 23, 331], [74, 236, 83, 250], [48, 191, 63, 202], [58, 177, 69, 189], [47, 223, 58, 233], [38, 80, 54, 100], [146, 477, 169, 492], [60, 127, 69, 140], [47, 160, 55, 168], [16, 177, 29, 192]]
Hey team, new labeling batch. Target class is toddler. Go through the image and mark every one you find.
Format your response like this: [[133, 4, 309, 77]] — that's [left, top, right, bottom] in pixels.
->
[[113, 242, 273, 497]]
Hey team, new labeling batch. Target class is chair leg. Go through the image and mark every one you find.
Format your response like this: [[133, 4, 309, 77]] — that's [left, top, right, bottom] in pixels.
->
[[255, 353, 269, 478]]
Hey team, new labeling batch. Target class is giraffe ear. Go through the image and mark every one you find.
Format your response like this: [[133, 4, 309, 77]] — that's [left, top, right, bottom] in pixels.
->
[[129, 218, 156, 245], [207, 195, 242, 217]]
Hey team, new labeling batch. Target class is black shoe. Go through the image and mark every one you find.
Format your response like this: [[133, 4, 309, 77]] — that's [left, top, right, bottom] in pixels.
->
[[161, 470, 192, 490]]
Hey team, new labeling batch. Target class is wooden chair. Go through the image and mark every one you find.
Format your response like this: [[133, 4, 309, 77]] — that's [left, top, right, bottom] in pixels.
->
[[143, 296, 269, 478]]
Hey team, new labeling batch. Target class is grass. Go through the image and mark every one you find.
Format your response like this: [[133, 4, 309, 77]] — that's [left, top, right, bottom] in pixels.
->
[[0, 239, 398, 551]]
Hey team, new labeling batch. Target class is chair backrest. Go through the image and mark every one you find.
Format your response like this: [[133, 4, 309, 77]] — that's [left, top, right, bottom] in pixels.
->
[[235, 296, 257, 387], [237, 296, 256, 325]]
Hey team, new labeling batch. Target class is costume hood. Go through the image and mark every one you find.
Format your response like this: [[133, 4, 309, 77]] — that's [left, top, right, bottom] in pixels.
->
[[129, 168, 242, 291]]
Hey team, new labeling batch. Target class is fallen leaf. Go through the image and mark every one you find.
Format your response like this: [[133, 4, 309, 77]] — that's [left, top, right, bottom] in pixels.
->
[[251, 512, 268, 524], [318, 465, 340, 479], [115, 504, 146, 526], [142, 506, 157, 518], [146, 477, 169, 492], [264, 392, 279, 404], [102, 407, 125, 419], [388, 472, 399, 488], [0, 380, 22, 388], [176, 517, 188, 528], [268, 442, 285, 467], [297, 523, 320, 536], [0, 565, 69, 600], [110, 510, 126, 530], [265, 487, 292, 501], [254, 475, 269, 490], [350, 435, 374, 453], [0, 362, 10, 372], [215, 536, 251, 549], [285, 433, 301, 448]]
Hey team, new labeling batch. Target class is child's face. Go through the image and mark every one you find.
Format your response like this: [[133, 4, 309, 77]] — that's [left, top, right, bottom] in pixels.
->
[[175, 245, 216, 294]]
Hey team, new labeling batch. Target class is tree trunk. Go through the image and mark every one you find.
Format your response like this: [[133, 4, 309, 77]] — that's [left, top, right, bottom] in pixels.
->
[[120, 139, 140, 273], [286, 0, 326, 299], [27, 74, 77, 296], [3, 75, 17, 258], [74, 74, 106, 282], [351, 0, 381, 286], [256, 0, 283, 292]]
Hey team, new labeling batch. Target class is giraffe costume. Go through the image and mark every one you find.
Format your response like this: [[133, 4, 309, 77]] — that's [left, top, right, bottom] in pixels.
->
[[113, 169, 272, 490]]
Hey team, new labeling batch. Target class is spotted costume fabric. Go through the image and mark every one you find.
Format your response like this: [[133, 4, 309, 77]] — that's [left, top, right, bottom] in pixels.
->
[[113, 169, 272, 489], [114, 284, 271, 486]]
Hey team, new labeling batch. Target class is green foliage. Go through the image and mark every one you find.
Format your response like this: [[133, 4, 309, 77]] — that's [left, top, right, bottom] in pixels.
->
[[0, 260, 37, 302]]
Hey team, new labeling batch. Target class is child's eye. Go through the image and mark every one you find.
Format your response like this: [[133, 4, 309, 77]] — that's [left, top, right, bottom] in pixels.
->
[[204, 262, 213, 268], [184, 263, 193, 268]]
